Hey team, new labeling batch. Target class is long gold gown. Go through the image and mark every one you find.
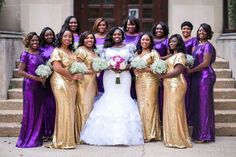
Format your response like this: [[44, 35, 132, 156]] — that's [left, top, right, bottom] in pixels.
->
[[135, 49, 161, 142], [49, 48, 79, 149], [75, 46, 98, 130], [163, 52, 192, 148]]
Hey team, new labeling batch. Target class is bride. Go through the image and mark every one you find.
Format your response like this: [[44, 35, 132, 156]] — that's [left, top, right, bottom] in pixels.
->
[[80, 27, 144, 145]]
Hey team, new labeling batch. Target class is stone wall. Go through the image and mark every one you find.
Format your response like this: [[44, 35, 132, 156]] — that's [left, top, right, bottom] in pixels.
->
[[217, 34, 236, 78], [0, 31, 23, 99], [168, 0, 223, 45]]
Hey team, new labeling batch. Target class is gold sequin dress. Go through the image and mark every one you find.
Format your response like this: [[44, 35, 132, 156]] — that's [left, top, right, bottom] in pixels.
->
[[49, 48, 79, 149], [163, 53, 192, 148], [75, 46, 98, 130], [135, 49, 162, 142]]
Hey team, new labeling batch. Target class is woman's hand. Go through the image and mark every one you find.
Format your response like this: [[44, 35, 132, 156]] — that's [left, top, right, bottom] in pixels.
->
[[72, 73, 84, 80], [186, 68, 192, 74]]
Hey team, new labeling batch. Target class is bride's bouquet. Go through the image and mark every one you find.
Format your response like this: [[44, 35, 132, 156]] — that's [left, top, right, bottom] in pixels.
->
[[69, 62, 88, 74], [151, 59, 167, 74], [109, 55, 126, 84], [186, 54, 194, 68], [92, 57, 109, 72], [35, 64, 52, 86], [130, 57, 147, 69]]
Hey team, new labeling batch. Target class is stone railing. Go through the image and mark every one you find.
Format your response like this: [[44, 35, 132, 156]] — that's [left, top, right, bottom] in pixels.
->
[[0, 31, 23, 99], [216, 33, 236, 79]]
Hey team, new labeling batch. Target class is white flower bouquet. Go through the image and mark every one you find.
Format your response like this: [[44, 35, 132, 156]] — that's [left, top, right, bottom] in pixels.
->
[[69, 62, 88, 74], [151, 60, 167, 74], [35, 64, 52, 78], [130, 57, 147, 69], [46, 59, 52, 69], [186, 54, 194, 68], [92, 57, 109, 72], [109, 55, 126, 84]]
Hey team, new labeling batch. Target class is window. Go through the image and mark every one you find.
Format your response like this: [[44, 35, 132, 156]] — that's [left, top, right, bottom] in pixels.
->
[[223, 0, 236, 32]]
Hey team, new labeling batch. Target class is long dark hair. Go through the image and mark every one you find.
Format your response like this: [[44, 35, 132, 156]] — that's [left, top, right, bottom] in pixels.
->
[[78, 31, 97, 50], [61, 16, 81, 34], [168, 34, 186, 54], [55, 27, 74, 51], [39, 27, 56, 47], [123, 16, 140, 33], [136, 33, 154, 55], [103, 27, 125, 48], [151, 21, 169, 38], [196, 23, 214, 41]]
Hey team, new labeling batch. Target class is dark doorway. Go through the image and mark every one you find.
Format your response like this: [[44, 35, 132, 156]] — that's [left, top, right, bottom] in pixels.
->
[[74, 0, 168, 32]]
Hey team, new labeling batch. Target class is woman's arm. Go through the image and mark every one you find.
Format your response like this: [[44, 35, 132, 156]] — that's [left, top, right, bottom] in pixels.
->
[[18, 62, 43, 82], [52, 61, 83, 80], [159, 64, 185, 79], [187, 53, 212, 74]]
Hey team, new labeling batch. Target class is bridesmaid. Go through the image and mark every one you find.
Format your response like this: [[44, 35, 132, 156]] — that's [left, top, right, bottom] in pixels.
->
[[49, 28, 83, 149], [93, 17, 108, 50], [151, 21, 169, 59], [187, 23, 216, 143], [75, 31, 98, 130], [181, 21, 198, 125], [39, 27, 56, 141], [123, 16, 141, 99], [158, 34, 191, 148], [123, 16, 141, 45], [16, 32, 45, 148], [93, 18, 109, 95], [134, 33, 161, 142], [61, 16, 81, 48], [151, 21, 170, 121]]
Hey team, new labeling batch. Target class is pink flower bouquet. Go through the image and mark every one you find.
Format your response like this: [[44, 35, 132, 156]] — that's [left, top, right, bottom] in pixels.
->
[[109, 55, 126, 84]]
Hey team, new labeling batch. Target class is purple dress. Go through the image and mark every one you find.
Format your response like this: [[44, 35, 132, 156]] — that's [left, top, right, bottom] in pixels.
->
[[124, 33, 141, 99], [190, 41, 216, 142], [183, 37, 198, 125], [40, 45, 56, 138], [124, 33, 140, 45], [73, 34, 80, 43], [16, 51, 45, 148], [154, 38, 169, 121], [95, 37, 106, 94]]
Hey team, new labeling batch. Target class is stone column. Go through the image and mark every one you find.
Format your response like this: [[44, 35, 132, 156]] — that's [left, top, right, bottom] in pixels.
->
[[0, 31, 23, 99]]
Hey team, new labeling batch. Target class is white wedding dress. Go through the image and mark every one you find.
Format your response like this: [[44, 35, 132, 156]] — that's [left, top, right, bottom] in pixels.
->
[[80, 45, 144, 145]]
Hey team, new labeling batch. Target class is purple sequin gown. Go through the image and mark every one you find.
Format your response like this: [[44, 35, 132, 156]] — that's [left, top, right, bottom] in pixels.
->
[[190, 41, 216, 142], [183, 37, 198, 125], [124, 33, 141, 99], [40, 45, 56, 138], [154, 38, 169, 120], [16, 51, 45, 148]]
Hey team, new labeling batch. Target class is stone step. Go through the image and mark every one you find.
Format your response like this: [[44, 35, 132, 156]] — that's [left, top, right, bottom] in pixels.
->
[[0, 99, 22, 110], [13, 69, 21, 78], [10, 78, 23, 89], [0, 122, 21, 137], [214, 88, 236, 99], [215, 122, 236, 136], [0, 110, 22, 123], [214, 78, 235, 88], [215, 110, 236, 122], [213, 58, 229, 69], [214, 99, 236, 110], [214, 69, 232, 78], [15, 59, 20, 68], [8, 89, 22, 99], [0, 123, 235, 137]]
